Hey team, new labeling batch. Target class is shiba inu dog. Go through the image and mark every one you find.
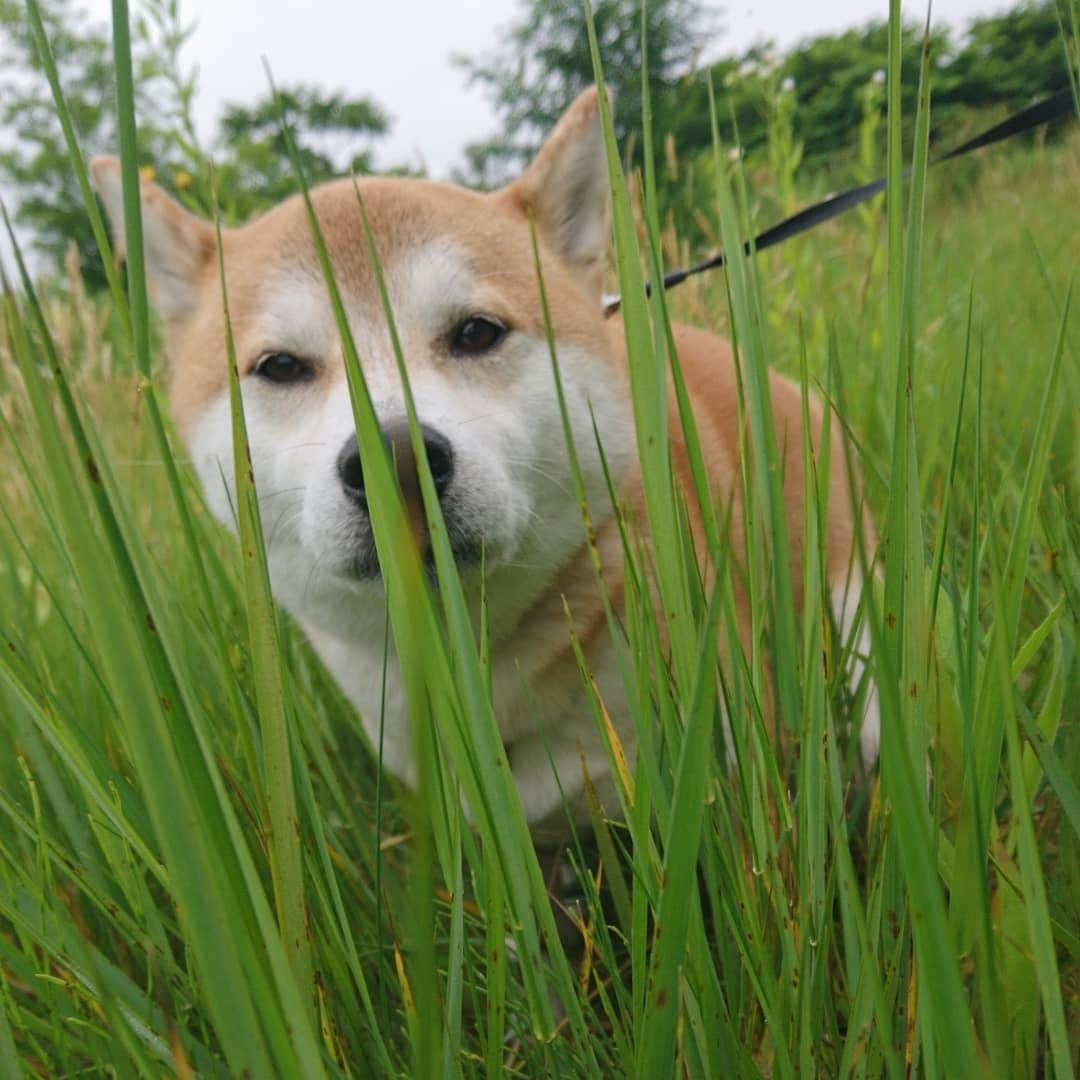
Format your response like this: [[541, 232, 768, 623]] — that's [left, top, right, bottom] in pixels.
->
[[90, 88, 878, 832]]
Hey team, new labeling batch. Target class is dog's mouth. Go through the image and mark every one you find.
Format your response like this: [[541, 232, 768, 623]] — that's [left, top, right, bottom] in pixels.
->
[[338, 533, 486, 584]]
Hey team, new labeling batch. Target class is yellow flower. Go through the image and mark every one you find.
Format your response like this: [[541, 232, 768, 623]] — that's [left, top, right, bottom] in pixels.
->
[[175, 170, 193, 190], [138, 163, 156, 182]]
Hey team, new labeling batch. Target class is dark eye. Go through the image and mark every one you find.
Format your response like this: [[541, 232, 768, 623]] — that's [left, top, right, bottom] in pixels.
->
[[254, 352, 314, 384], [450, 315, 507, 355]]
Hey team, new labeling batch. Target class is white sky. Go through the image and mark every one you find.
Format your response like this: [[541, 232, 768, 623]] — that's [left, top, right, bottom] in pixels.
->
[[80, 0, 1018, 178]]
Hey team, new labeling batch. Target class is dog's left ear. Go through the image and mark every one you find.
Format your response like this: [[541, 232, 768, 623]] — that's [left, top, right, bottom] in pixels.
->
[[501, 87, 610, 303], [89, 155, 215, 323]]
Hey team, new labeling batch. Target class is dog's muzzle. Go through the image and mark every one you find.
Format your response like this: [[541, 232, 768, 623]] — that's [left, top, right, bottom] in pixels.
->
[[336, 421, 454, 512]]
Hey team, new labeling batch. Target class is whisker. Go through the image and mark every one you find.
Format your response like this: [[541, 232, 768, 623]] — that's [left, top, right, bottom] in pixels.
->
[[455, 412, 509, 427], [257, 486, 306, 504], [267, 441, 328, 458], [302, 553, 330, 611], [506, 460, 574, 498], [266, 504, 304, 550]]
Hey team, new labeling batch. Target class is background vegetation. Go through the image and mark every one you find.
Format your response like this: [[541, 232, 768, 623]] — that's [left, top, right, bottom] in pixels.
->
[[0, 0, 393, 285], [1, 0, 1075, 277], [0, 0, 1077, 1076]]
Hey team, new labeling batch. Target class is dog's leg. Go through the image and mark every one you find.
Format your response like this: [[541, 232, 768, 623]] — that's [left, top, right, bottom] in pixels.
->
[[831, 572, 880, 769], [509, 728, 623, 833]]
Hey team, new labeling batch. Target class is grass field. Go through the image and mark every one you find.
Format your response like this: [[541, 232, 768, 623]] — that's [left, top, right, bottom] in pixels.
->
[[0, 3, 1077, 1076]]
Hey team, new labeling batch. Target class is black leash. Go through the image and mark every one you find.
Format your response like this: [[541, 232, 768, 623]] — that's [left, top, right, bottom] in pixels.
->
[[602, 87, 1076, 316]]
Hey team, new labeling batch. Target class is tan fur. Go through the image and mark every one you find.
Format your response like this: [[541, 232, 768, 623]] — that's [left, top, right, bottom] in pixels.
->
[[89, 87, 877, 828], [476, 322, 874, 723]]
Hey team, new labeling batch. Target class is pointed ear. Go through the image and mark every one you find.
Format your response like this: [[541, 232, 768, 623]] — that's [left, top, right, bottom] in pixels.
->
[[501, 87, 610, 303], [89, 155, 214, 322]]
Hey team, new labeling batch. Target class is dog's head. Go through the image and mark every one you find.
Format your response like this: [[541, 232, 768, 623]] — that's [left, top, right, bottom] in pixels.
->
[[91, 89, 634, 640]]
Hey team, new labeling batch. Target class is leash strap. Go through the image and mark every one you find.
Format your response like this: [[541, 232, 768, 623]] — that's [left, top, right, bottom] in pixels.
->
[[602, 87, 1076, 316]]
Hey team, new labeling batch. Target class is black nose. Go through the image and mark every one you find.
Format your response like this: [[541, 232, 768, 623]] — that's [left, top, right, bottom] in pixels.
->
[[336, 423, 454, 509]]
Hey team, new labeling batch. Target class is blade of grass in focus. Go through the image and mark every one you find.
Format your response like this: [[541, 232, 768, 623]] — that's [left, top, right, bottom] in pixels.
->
[[0, 0, 1074, 1072], [211, 175, 314, 1024]]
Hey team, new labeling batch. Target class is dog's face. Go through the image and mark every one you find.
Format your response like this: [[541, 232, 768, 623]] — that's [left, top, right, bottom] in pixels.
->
[[91, 89, 634, 642]]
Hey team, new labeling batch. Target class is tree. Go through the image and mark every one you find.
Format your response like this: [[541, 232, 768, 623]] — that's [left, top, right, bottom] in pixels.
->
[[206, 86, 392, 223], [935, 2, 1072, 112], [0, 0, 140, 285], [647, 0, 1072, 237], [0, 0, 395, 285], [0, 0, 219, 286], [455, 0, 713, 186]]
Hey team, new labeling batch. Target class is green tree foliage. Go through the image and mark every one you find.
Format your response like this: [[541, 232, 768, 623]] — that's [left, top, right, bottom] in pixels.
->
[[647, 27, 932, 193], [659, 1, 1072, 189], [0, 0, 176, 285], [651, 2, 1073, 249], [454, 0, 713, 186], [934, 2, 1074, 110], [462, 0, 1073, 203], [0, 0, 393, 285], [203, 86, 391, 222]]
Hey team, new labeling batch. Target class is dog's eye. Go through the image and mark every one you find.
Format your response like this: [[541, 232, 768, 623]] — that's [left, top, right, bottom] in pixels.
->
[[255, 352, 314, 384], [450, 315, 507, 355]]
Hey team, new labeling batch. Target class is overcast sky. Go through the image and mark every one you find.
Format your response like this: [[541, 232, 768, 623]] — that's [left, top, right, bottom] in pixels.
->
[[77, 0, 1018, 177]]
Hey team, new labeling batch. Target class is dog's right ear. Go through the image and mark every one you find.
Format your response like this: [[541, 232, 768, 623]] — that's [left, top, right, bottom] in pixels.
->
[[89, 156, 214, 322], [499, 87, 611, 303]]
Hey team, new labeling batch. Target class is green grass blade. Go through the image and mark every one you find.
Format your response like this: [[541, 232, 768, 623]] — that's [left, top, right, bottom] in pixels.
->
[[582, 1, 698, 694], [636, 582, 725, 1078], [23, 0, 131, 331], [350, 188, 593, 1049], [994, 573, 1074, 1079], [211, 180, 315, 1024]]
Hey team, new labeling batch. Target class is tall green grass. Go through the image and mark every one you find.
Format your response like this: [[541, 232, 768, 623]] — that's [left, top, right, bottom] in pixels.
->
[[0, 0, 1077, 1075]]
